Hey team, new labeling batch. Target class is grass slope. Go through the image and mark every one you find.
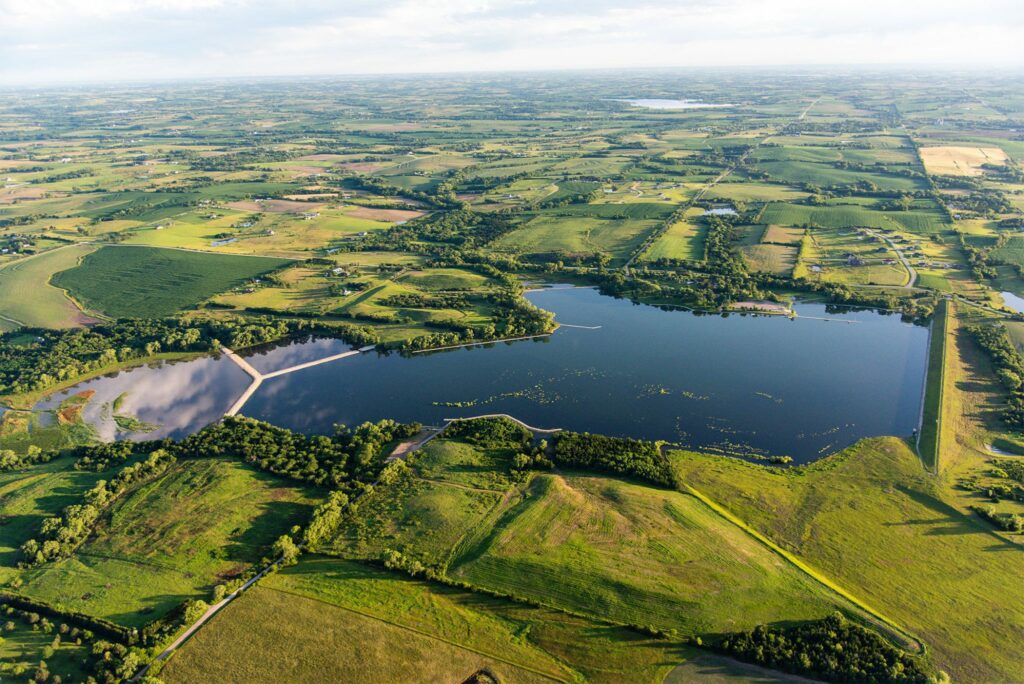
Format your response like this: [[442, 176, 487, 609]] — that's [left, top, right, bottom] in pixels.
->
[[164, 556, 689, 684], [449, 472, 838, 636], [917, 299, 948, 471], [16, 457, 317, 626], [51, 245, 290, 317], [0, 456, 106, 582], [160, 585, 558, 684], [670, 437, 1024, 682]]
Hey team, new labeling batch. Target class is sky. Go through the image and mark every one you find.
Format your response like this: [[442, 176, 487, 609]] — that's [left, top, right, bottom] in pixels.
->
[[1, 0, 1022, 86]]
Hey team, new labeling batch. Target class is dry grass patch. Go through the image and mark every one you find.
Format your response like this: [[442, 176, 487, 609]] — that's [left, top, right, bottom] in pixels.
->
[[761, 225, 804, 245], [740, 243, 797, 275], [346, 206, 425, 222], [920, 146, 1008, 176]]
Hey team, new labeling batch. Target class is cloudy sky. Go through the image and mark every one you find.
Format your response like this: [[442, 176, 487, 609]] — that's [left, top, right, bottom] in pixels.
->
[[1, 0, 1022, 85]]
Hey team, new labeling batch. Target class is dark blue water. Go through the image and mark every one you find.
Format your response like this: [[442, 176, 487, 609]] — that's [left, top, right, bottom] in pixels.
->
[[32, 287, 928, 461], [240, 288, 927, 462]]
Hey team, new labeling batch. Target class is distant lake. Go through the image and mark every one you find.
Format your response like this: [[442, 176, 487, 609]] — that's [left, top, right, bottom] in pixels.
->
[[35, 288, 929, 462], [614, 99, 735, 110]]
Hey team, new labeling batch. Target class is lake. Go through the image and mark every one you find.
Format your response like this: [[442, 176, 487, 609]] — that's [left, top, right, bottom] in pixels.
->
[[614, 99, 735, 110], [1001, 291, 1024, 313], [36, 287, 930, 462]]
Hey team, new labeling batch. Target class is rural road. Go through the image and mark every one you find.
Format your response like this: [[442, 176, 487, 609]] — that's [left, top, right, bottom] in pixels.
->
[[624, 94, 822, 273], [864, 229, 917, 288]]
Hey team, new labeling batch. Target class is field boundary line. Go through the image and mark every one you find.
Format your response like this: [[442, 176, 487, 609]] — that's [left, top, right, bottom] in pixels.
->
[[679, 481, 923, 654], [253, 585, 572, 683]]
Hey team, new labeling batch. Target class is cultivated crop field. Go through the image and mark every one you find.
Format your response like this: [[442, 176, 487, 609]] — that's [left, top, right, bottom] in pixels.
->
[[51, 246, 292, 318]]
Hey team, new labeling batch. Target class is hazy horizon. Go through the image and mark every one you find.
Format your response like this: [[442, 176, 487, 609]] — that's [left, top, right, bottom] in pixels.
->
[[1, 0, 1022, 87]]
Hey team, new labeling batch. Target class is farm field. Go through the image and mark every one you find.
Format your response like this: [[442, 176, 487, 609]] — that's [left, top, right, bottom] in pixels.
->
[[495, 214, 659, 265], [759, 202, 949, 233], [919, 145, 1008, 176], [0, 244, 99, 328], [51, 245, 291, 318]]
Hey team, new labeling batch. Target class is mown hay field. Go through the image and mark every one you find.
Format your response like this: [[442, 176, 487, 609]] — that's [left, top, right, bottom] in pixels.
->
[[0, 244, 99, 328]]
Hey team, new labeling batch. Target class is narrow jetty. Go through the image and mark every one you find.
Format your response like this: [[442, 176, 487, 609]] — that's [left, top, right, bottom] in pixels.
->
[[222, 345, 375, 417]]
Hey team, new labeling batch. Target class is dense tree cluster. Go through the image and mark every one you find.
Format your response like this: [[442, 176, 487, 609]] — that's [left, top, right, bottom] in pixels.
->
[[966, 324, 1024, 427], [722, 613, 938, 683], [0, 444, 52, 471], [970, 505, 1024, 532], [21, 450, 176, 565], [302, 491, 351, 551], [173, 416, 419, 488], [380, 292, 470, 309], [443, 417, 532, 449], [69, 440, 161, 472], [553, 432, 674, 487]]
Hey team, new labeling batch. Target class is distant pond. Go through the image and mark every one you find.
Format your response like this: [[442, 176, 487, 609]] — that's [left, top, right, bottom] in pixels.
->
[[613, 98, 735, 110], [36, 287, 929, 463]]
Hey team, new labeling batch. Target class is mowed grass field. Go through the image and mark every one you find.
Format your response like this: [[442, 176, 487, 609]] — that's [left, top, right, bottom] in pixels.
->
[[988, 235, 1024, 269], [448, 472, 839, 636], [162, 557, 689, 684], [51, 245, 291, 317], [495, 214, 658, 265], [643, 216, 706, 262], [670, 437, 1024, 683], [760, 202, 948, 233], [0, 244, 100, 328], [16, 457, 318, 626]]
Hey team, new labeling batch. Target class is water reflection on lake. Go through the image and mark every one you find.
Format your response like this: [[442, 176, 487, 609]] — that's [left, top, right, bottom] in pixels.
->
[[35, 354, 251, 441]]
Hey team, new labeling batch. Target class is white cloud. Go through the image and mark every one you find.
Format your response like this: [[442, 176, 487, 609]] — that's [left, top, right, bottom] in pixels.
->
[[0, 0, 1021, 85]]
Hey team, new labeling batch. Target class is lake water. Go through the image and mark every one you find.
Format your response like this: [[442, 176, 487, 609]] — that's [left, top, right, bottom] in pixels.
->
[[1001, 291, 1024, 313], [35, 354, 251, 441], [33, 287, 929, 462], [615, 99, 735, 110]]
